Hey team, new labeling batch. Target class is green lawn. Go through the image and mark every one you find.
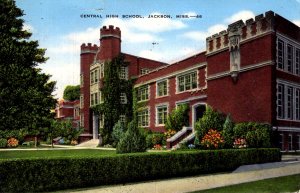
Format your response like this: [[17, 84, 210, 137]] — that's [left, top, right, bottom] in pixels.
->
[[0, 149, 116, 160], [192, 174, 300, 193]]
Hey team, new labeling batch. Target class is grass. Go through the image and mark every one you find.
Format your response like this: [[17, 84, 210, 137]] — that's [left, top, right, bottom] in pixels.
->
[[192, 174, 300, 193], [0, 149, 116, 160]]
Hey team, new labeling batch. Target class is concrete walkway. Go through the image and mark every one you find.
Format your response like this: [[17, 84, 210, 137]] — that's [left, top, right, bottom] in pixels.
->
[[65, 160, 300, 193]]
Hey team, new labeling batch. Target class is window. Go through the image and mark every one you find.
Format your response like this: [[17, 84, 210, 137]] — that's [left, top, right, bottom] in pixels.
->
[[296, 89, 300, 120], [80, 74, 84, 87], [119, 114, 126, 124], [90, 92, 100, 106], [138, 109, 149, 127], [80, 113, 84, 127], [137, 85, 149, 101], [80, 95, 84, 108], [90, 68, 99, 85], [287, 44, 293, 73], [156, 105, 168, 125], [119, 66, 128, 79], [120, 93, 127, 104], [277, 39, 284, 70], [279, 134, 284, 151], [99, 114, 104, 128], [277, 84, 284, 119], [100, 63, 105, 78], [140, 68, 149, 75], [296, 49, 300, 76], [288, 134, 293, 151], [287, 86, 293, 119], [157, 80, 168, 97], [177, 72, 197, 92]]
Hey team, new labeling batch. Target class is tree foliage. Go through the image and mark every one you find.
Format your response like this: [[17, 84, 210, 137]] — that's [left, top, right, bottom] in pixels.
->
[[165, 104, 189, 131], [116, 121, 147, 153], [0, 0, 56, 133], [63, 85, 80, 101]]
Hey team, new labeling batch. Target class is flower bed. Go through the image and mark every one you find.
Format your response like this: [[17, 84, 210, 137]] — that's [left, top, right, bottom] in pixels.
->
[[0, 148, 280, 192]]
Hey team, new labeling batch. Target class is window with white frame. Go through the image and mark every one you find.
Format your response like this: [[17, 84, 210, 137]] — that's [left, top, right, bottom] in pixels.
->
[[138, 108, 149, 127], [177, 71, 197, 92], [137, 85, 149, 101], [287, 86, 293, 119], [80, 95, 84, 108], [119, 114, 126, 124], [100, 63, 105, 78], [287, 44, 293, 73], [156, 105, 168, 125], [119, 66, 128, 80], [80, 113, 84, 127], [277, 81, 300, 121], [296, 89, 300, 120], [90, 68, 99, 85], [277, 39, 284, 70], [90, 92, 100, 106], [296, 49, 300, 76], [277, 37, 300, 76], [120, 93, 127, 104], [157, 80, 168, 97], [140, 68, 149, 75], [80, 74, 84, 87], [277, 83, 285, 119]]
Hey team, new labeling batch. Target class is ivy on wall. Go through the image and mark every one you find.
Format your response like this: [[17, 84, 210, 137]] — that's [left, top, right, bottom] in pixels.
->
[[92, 54, 133, 145]]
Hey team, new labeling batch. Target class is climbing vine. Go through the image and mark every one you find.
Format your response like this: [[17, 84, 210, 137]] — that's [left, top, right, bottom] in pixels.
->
[[93, 54, 133, 145]]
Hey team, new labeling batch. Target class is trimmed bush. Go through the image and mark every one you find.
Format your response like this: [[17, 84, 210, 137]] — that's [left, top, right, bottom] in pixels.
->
[[116, 121, 147, 153], [146, 133, 165, 149], [0, 148, 281, 192], [222, 115, 235, 148], [195, 106, 226, 140], [0, 138, 7, 148], [165, 104, 189, 131], [112, 120, 125, 147]]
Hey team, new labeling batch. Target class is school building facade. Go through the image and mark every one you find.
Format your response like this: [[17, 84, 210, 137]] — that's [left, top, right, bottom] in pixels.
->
[[79, 11, 300, 151]]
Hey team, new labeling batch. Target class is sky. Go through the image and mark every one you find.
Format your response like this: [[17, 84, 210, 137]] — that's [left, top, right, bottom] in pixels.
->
[[16, 0, 300, 99]]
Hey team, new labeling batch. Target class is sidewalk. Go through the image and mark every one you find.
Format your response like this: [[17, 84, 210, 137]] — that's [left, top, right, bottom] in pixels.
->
[[65, 160, 300, 193]]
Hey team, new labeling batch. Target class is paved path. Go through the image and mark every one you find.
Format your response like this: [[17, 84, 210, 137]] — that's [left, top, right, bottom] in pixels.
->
[[64, 161, 300, 193]]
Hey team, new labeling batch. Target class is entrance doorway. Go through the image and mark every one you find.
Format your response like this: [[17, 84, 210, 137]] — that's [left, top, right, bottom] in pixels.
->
[[192, 103, 206, 128]]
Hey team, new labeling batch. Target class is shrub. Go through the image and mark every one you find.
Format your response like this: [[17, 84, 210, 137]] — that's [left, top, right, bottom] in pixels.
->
[[0, 148, 281, 192], [222, 115, 235, 148], [116, 121, 147, 153], [7, 138, 19, 148], [233, 138, 247, 148], [112, 120, 125, 147], [234, 122, 272, 148], [164, 129, 176, 139], [201, 129, 224, 149], [165, 104, 189, 131], [195, 106, 226, 141], [0, 138, 7, 148]]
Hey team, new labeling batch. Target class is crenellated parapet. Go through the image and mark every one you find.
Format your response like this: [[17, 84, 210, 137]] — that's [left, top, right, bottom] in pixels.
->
[[100, 25, 121, 40], [206, 11, 275, 55], [81, 43, 98, 54]]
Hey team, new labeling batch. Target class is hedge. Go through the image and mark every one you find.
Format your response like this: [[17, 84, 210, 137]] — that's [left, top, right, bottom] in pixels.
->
[[0, 148, 281, 192]]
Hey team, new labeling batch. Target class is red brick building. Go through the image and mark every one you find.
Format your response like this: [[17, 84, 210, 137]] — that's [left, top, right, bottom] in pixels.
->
[[80, 11, 300, 151], [55, 99, 80, 128]]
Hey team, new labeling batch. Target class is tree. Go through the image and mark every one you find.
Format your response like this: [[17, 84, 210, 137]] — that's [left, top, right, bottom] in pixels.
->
[[63, 85, 80, 101], [0, 1, 56, 134], [165, 104, 189, 131]]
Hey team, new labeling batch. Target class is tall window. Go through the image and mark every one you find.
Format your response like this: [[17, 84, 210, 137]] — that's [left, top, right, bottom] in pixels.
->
[[119, 114, 126, 124], [100, 63, 105, 78], [157, 80, 168, 97], [287, 44, 293, 73], [177, 72, 197, 92], [90, 69, 99, 84], [138, 109, 149, 127], [296, 89, 300, 120], [99, 114, 104, 128], [90, 92, 100, 106], [119, 66, 127, 79], [156, 105, 168, 125], [277, 39, 284, 70], [288, 134, 293, 151], [277, 83, 285, 119], [80, 113, 84, 127], [80, 95, 84, 108], [287, 86, 293, 119], [137, 85, 149, 101], [279, 134, 284, 151], [296, 49, 300, 76], [120, 93, 127, 104]]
